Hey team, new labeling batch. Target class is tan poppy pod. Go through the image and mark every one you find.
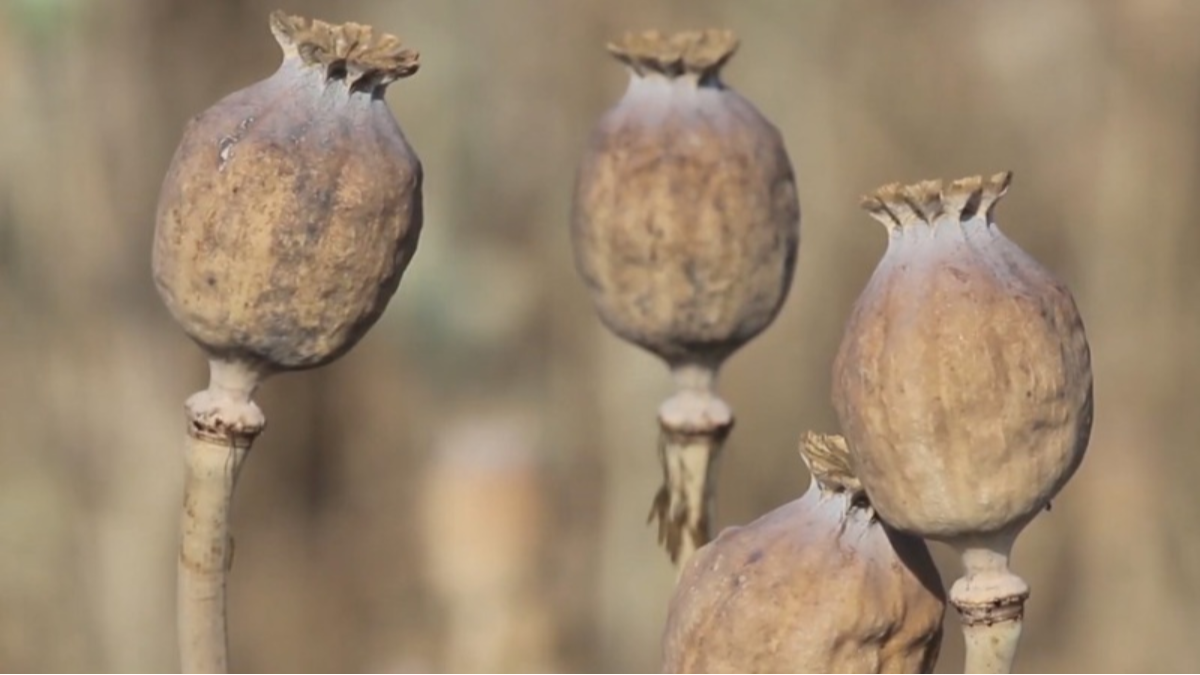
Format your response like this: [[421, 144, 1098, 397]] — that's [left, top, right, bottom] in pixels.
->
[[153, 11, 423, 374], [832, 173, 1093, 673], [571, 29, 800, 568], [150, 12, 423, 672], [663, 433, 945, 674], [572, 29, 799, 369]]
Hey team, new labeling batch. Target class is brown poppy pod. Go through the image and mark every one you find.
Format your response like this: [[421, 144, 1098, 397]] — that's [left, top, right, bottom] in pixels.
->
[[571, 29, 800, 568], [153, 11, 423, 374], [663, 433, 945, 674], [832, 173, 1093, 673], [151, 12, 423, 672], [573, 29, 799, 370]]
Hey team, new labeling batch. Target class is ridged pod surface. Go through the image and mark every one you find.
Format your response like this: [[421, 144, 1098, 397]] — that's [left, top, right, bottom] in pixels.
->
[[832, 173, 1093, 540], [572, 30, 799, 369], [663, 433, 945, 673], [153, 11, 423, 372]]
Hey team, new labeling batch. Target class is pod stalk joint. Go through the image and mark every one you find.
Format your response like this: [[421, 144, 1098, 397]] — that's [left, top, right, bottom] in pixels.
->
[[650, 380, 732, 570]]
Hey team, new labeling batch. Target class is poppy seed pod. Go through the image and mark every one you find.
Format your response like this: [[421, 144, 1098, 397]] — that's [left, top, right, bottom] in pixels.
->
[[663, 433, 945, 674], [572, 29, 799, 369], [832, 173, 1092, 541], [153, 11, 423, 373], [571, 30, 800, 567], [832, 173, 1093, 673], [152, 13, 424, 672]]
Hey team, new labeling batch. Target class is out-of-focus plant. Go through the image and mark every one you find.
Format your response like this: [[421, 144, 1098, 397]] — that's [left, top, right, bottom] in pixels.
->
[[571, 29, 800, 571]]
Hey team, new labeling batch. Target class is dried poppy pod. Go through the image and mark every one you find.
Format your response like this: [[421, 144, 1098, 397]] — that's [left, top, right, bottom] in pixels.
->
[[832, 173, 1093, 673], [571, 29, 800, 568], [151, 12, 422, 673], [154, 11, 423, 374], [663, 433, 945, 674]]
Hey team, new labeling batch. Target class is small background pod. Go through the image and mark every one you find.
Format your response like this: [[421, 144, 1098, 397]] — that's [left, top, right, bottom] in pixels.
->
[[572, 29, 799, 369]]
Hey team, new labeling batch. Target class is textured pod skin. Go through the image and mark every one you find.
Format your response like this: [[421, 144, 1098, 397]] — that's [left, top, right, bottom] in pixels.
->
[[572, 30, 800, 368], [153, 12, 423, 371], [832, 174, 1093, 540], [663, 434, 945, 674]]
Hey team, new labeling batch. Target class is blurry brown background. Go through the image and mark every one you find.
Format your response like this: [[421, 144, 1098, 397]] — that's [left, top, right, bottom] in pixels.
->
[[2, 0, 1198, 672]]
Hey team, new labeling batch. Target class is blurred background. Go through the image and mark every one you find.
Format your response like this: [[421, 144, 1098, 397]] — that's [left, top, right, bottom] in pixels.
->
[[2, 0, 1198, 672]]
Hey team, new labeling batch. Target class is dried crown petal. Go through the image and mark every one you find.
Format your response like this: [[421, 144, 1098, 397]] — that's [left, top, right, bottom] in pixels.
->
[[901, 179, 945, 222], [269, 10, 419, 90], [864, 182, 923, 229], [944, 175, 985, 220], [860, 171, 1014, 227], [980, 171, 1013, 220], [607, 29, 738, 78], [860, 189, 900, 231], [798, 432, 867, 506]]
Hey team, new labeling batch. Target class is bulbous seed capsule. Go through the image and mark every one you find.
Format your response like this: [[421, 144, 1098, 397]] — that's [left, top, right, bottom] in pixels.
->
[[663, 433, 945, 674], [571, 29, 800, 568], [831, 173, 1093, 673], [153, 11, 423, 373], [832, 172, 1092, 540], [153, 14, 424, 671], [573, 29, 799, 369]]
